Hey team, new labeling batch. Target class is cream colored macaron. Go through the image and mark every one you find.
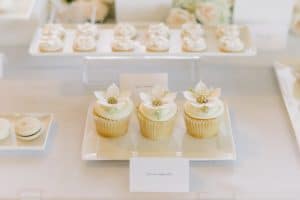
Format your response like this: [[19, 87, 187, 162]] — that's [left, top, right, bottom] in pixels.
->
[[15, 117, 42, 141], [0, 118, 11, 140]]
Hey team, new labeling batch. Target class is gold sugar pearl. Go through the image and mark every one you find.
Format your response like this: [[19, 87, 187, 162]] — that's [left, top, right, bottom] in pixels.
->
[[152, 99, 163, 107], [197, 95, 208, 104], [107, 97, 118, 104]]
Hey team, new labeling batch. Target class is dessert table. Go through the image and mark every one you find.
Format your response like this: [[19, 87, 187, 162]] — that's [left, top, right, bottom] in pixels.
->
[[0, 35, 300, 199]]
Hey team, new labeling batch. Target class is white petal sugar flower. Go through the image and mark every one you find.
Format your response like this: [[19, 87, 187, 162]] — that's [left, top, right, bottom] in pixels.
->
[[94, 83, 131, 109], [183, 81, 221, 109], [140, 86, 177, 109]]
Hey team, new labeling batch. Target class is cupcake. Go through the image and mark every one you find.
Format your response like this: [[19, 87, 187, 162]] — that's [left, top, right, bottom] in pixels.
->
[[182, 36, 207, 52], [216, 24, 240, 39], [137, 86, 177, 140], [181, 23, 205, 39], [218, 36, 244, 53], [146, 35, 169, 52], [73, 35, 97, 52], [114, 23, 137, 39], [111, 37, 135, 52], [94, 84, 133, 138], [42, 23, 65, 39], [183, 81, 224, 138], [147, 23, 170, 39], [39, 35, 64, 53], [76, 23, 98, 39]]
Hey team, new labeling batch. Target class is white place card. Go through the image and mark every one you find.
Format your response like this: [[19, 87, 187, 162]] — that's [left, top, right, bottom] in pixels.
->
[[120, 73, 168, 105], [130, 157, 190, 192]]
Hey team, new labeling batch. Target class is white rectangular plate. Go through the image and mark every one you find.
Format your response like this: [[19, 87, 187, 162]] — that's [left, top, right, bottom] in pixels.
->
[[274, 62, 300, 148], [0, 0, 36, 20], [81, 102, 236, 161], [29, 25, 256, 57], [0, 113, 54, 151]]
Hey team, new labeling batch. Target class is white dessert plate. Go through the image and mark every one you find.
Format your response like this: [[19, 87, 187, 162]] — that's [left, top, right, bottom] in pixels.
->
[[274, 61, 300, 149], [29, 24, 256, 58], [81, 101, 236, 161], [0, 113, 54, 151], [0, 0, 36, 20]]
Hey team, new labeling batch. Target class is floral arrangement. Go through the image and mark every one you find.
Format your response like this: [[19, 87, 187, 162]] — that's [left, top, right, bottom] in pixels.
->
[[167, 0, 234, 27], [52, 0, 114, 23]]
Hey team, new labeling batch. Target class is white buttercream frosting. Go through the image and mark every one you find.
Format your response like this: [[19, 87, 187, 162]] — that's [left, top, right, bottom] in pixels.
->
[[139, 86, 177, 122], [42, 24, 65, 39], [111, 37, 135, 51], [216, 24, 240, 38], [183, 81, 224, 119], [146, 35, 169, 52], [73, 35, 96, 51], [39, 35, 63, 52], [94, 83, 133, 121], [182, 36, 207, 52], [147, 23, 170, 38], [219, 36, 244, 52], [181, 23, 204, 39], [114, 23, 137, 39], [76, 23, 98, 38]]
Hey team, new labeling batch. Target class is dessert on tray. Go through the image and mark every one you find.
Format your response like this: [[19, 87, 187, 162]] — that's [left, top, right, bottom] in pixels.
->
[[42, 24, 65, 39], [137, 86, 177, 140], [0, 118, 11, 141], [147, 23, 170, 39], [39, 35, 64, 53], [114, 23, 137, 39], [218, 36, 244, 53], [181, 23, 205, 39], [183, 81, 224, 138], [111, 36, 135, 52], [76, 23, 99, 39], [146, 35, 170, 52], [73, 35, 97, 52], [15, 117, 43, 141], [182, 36, 207, 52], [216, 24, 240, 39], [93, 84, 134, 138]]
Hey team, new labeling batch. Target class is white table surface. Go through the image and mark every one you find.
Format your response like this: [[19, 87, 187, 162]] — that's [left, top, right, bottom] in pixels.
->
[[0, 36, 300, 199]]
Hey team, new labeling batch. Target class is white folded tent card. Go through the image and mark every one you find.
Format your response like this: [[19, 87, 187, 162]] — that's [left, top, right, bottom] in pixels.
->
[[0, 0, 48, 46], [234, 0, 294, 50], [115, 0, 173, 23]]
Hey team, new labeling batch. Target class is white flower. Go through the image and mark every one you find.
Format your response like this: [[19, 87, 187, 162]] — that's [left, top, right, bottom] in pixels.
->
[[140, 86, 177, 109], [94, 83, 130, 109], [183, 81, 221, 108], [166, 8, 196, 28]]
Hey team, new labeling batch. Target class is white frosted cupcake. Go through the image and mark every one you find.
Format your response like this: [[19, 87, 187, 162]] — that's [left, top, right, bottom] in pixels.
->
[[76, 23, 98, 39], [219, 36, 244, 52], [42, 23, 65, 39], [73, 35, 97, 52], [138, 86, 177, 140], [111, 37, 135, 52], [181, 23, 204, 39], [146, 35, 169, 52], [114, 23, 137, 39], [94, 84, 133, 138], [182, 36, 207, 52], [39, 35, 63, 53], [147, 23, 170, 39], [216, 24, 240, 39], [183, 81, 224, 138], [0, 118, 11, 140]]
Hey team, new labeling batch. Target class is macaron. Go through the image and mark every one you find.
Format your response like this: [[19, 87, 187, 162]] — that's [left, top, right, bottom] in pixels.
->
[[15, 117, 42, 141], [0, 118, 11, 140]]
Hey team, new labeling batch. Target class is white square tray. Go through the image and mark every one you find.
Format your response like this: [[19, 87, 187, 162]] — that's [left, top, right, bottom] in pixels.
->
[[274, 62, 300, 148], [81, 102, 236, 161], [29, 25, 256, 58], [0, 113, 54, 151]]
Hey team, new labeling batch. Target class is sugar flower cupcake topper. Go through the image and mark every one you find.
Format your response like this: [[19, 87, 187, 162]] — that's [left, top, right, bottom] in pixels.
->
[[140, 85, 177, 108], [183, 81, 221, 108], [94, 83, 130, 109]]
